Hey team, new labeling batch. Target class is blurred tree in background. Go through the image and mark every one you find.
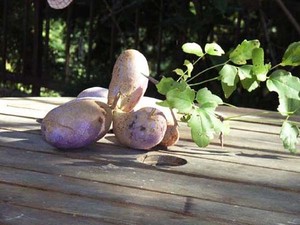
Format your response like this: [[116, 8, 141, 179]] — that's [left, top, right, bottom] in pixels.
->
[[0, 0, 299, 110]]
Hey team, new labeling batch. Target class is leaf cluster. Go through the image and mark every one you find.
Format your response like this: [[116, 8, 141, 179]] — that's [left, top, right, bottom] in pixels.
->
[[156, 43, 226, 148], [156, 40, 300, 153]]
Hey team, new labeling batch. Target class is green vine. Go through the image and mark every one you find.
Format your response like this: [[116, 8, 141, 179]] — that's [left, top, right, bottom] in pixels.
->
[[155, 40, 300, 153]]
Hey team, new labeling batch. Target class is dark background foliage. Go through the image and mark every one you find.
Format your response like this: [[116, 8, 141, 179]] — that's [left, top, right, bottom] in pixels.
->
[[0, 0, 299, 110]]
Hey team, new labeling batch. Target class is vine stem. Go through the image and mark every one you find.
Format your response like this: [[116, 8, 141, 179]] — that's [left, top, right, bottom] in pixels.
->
[[270, 63, 281, 71], [141, 72, 159, 84], [189, 76, 219, 86], [187, 60, 230, 84], [169, 107, 179, 126], [177, 55, 204, 82]]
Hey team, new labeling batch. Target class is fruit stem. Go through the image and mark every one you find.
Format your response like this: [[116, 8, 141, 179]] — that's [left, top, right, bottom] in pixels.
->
[[141, 72, 159, 85], [110, 92, 122, 110]]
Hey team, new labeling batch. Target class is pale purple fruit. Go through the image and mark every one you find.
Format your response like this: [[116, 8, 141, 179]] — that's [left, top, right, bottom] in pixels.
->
[[47, 0, 73, 9], [108, 49, 149, 112], [113, 107, 167, 150], [41, 99, 112, 149], [135, 96, 180, 147], [77, 87, 108, 99]]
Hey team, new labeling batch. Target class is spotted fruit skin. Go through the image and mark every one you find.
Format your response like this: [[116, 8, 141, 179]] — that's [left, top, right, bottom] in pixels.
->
[[41, 99, 112, 149], [135, 96, 179, 147], [108, 49, 149, 112], [113, 107, 167, 150]]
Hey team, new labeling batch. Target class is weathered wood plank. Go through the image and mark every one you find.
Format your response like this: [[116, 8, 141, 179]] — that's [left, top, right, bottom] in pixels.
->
[[0, 97, 74, 107], [2, 96, 299, 127], [179, 123, 300, 154], [0, 128, 299, 191], [1, 180, 299, 225], [0, 108, 295, 158], [3, 97, 300, 123], [1, 96, 299, 156], [1, 123, 300, 175], [0, 114, 40, 133], [2, 98, 299, 155], [0, 203, 115, 225], [217, 105, 300, 123], [0, 112, 299, 172], [1, 97, 300, 225], [0, 183, 227, 225], [0, 146, 299, 214], [0, 165, 299, 216], [166, 142, 300, 173], [0, 97, 73, 119]]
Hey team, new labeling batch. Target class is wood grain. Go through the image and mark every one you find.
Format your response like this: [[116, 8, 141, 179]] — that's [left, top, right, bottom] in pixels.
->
[[0, 97, 299, 225]]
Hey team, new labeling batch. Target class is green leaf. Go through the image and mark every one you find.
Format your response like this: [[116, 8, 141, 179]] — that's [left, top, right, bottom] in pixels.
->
[[280, 121, 299, 153], [240, 76, 260, 92], [281, 41, 300, 66], [173, 68, 184, 77], [229, 39, 260, 65], [277, 97, 300, 116], [238, 65, 260, 92], [204, 43, 225, 56], [251, 48, 271, 82], [219, 64, 239, 98], [189, 113, 212, 147], [173, 60, 194, 80], [187, 108, 223, 147], [221, 82, 237, 98], [184, 60, 193, 79], [156, 100, 171, 108], [237, 65, 252, 80], [182, 42, 204, 57], [189, 1, 196, 15], [196, 88, 223, 109], [266, 70, 300, 100], [156, 77, 177, 95], [219, 64, 238, 86], [165, 84, 195, 114]]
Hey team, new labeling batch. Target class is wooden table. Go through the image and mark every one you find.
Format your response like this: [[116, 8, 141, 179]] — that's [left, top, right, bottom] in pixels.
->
[[0, 97, 299, 225]]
